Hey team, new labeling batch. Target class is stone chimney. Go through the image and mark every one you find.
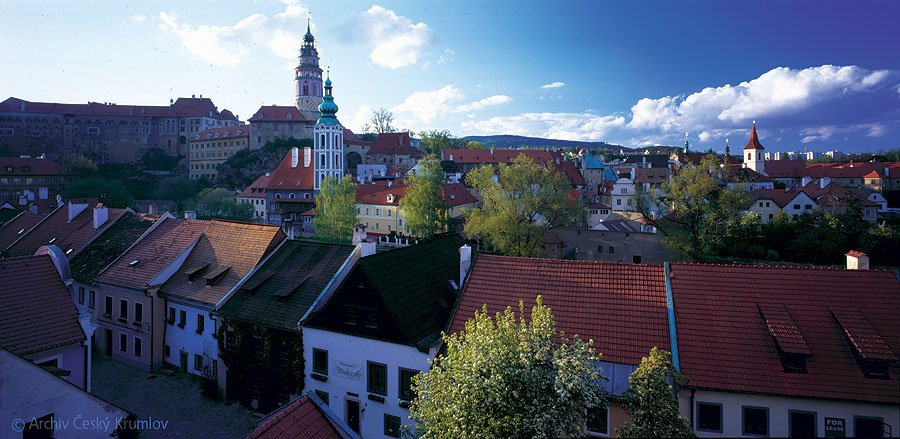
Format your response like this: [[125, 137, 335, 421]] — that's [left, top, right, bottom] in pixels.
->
[[846, 250, 869, 270], [148, 204, 158, 215], [801, 176, 812, 187], [291, 147, 299, 168], [184, 210, 197, 220], [459, 244, 473, 288], [93, 204, 109, 229], [820, 176, 830, 189], [68, 200, 89, 221]]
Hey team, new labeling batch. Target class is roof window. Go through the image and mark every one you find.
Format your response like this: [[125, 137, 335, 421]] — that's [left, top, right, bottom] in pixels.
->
[[757, 303, 811, 373], [830, 306, 895, 379]]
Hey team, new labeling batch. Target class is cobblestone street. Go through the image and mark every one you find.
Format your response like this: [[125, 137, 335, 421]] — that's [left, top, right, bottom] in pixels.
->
[[91, 355, 259, 438]]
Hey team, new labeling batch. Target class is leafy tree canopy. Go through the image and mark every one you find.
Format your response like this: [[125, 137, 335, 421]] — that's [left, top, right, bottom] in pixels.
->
[[418, 130, 456, 156], [153, 176, 204, 213], [313, 175, 358, 243], [409, 296, 606, 439], [465, 154, 581, 257], [195, 188, 254, 222], [618, 348, 694, 438], [400, 155, 448, 238], [61, 177, 134, 208]]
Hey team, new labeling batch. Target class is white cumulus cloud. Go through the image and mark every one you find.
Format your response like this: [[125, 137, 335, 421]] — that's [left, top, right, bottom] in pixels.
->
[[541, 82, 566, 89], [355, 5, 437, 69], [392, 85, 464, 125], [455, 95, 512, 113], [463, 112, 626, 141], [154, 0, 309, 66]]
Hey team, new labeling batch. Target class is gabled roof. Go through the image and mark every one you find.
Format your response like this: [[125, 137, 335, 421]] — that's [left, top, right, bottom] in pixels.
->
[[356, 180, 407, 205], [450, 255, 670, 365], [442, 183, 476, 207], [368, 132, 422, 157], [441, 148, 563, 165], [248, 392, 357, 439], [350, 234, 462, 347], [670, 263, 900, 404], [582, 155, 604, 169], [556, 160, 586, 185], [248, 105, 308, 123], [265, 149, 315, 191], [192, 124, 249, 141], [343, 128, 372, 147], [3, 201, 126, 259], [239, 174, 272, 198], [0, 211, 43, 251], [634, 167, 670, 184], [1, 96, 231, 119], [0, 254, 86, 356], [219, 240, 355, 331], [97, 218, 209, 289], [69, 212, 159, 284], [0, 156, 70, 175], [160, 221, 284, 306]]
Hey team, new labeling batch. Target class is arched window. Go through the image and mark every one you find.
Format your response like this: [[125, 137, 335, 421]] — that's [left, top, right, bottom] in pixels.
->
[[320, 134, 325, 148], [275, 193, 281, 199], [320, 154, 326, 168], [320, 172, 325, 183], [304, 193, 310, 199], [289, 193, 295, 199], [335, 153, 340, 168]]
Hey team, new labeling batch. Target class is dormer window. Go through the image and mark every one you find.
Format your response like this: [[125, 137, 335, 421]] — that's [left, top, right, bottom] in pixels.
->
[[758, 303, 811, 373], [386, 194, 394, 204], [830, 306, 895, 379]]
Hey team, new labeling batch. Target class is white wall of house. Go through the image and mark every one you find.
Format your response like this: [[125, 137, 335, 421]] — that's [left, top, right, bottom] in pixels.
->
[[782, 192, 817, 219], [303, 327, 433, 439], [164, 300, 217, 378], [678, 389, 899, 438], [611, 178, 635, 212], [747, 199, 782, 224]]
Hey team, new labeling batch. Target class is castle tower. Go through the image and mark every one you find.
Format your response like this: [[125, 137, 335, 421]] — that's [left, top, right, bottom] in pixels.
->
[[743, 121, 766, 175], [313, 72, 344, 190], [295, 19, 324, 121]]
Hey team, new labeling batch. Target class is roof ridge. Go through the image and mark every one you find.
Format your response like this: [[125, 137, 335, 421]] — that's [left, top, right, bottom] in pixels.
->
[[670, 261, 895, 273]]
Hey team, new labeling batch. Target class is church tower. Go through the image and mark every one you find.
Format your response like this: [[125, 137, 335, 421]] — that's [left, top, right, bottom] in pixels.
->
[[743, 121, 766, 175], [313, 72, 344, 191], [295, 19, 324, 121]]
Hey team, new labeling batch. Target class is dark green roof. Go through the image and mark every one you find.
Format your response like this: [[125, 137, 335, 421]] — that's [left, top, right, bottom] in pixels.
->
[[70, 212, 157, 284], [358, 234, 463, 347], [219, 240, 355, 331]]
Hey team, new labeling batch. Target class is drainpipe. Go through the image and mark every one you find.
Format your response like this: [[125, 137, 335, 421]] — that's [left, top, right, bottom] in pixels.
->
[[663, 262, 681, 371]]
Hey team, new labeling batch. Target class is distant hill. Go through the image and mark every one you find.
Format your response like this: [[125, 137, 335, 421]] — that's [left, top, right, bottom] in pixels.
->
[[462, 135, 632, 152]]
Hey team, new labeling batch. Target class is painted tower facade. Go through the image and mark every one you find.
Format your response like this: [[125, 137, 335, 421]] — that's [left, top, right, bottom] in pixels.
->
[[313, 74, 344, 190], [295, 20, 324, 121], [743, 122, 766, 176]]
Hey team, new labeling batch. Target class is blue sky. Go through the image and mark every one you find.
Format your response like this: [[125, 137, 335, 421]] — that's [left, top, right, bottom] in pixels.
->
[[2, 0, 899, 152]]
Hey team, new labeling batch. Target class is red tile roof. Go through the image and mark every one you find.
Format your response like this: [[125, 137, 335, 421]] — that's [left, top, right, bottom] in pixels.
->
[[356, 180, 407, 205], [1, 96, 232, 119], [368, 132, 423, 157], [239, 174, 272, 198], [97, 218, 210, 289], [248, 393, 354, 439], [845, 250, 866, 258], [441, 183, 476, 207], [557, 160, 586, 185], [829, 306, 895, 361], [450, 255, 670, 365], [0, 156, 70, 175], [670, 263, 900, 404], [192, 124, 249, 141], [160, 221, 284, 306], [744, 123, 765, 150], [635, 167, 670, 184], [248, 105, 308, 123], [757, 303, 812, 356], [343, 128, 371, 147], [265, 149, 315, 191], [442, 148, 563, 165], [0, 254, 86, 356], [0, 211, 43, 251], [3, 202, 126, 259]]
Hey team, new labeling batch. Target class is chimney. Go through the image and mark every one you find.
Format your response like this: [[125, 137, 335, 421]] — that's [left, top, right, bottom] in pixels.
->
[[56, 194, 63, 206], [801, 176, 812, 187], [387, 180, 393, 187], [291, 147, 299, 168], [885, 167, 890, 177], [459, 244, 472, 288], [148, 204, 158, 215], [352, 224, 368, 245], [820, 176, 830, 189], [846, 250, 869, 270], [184, 210, 197, 220], [304, 147, 312, 168], [93, 204, 109, 229], [68, 200, 89, 221]]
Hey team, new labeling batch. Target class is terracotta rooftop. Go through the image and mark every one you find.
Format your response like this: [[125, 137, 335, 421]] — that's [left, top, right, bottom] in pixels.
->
[[239, 174, 272, 198], [160, 221, 284, 306], [219, 240, 355, 331], [265, 148, 315, 191], [192, 124, 249, 141], [744, 123, 765, 150], [441, 183, 477, 207], [356, 180, 407, 205], [1, 96, 232, 119], [2, 201, 126, 259], [368, 132, 422, 157], [450, 255, 670, 365], [97, 218, 209, 290], [0, 254, 86, 356], [248, 392, 356, 439], [670, 262, 900, 404], [441, 148, 563, 165], [0, 211, 43, 251], [0, 156, 70, 175], [248, 105, 308, 123], [69, 212, 159, 284], [343, 128, 371, 147]]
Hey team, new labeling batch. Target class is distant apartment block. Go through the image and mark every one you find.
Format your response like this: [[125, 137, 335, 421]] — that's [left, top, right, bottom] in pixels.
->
[[189, 125, 250, 180]]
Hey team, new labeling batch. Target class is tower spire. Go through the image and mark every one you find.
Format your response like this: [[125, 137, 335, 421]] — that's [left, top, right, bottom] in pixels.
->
[[683, 131, 690, 153]]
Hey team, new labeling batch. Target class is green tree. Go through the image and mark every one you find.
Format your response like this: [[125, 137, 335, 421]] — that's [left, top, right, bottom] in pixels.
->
[[63, 154, 99, 177], [648, 154, 754, 262], [61, 177, 134, 208], [400, 155, 448, 238], [409, 296, 606, 439], [418, 130, 455, 156], [313, 175, 358, 243], [618, 348, 694, 438], [140, 147, 181, 171], [195, 188, 254, 221], [154, 176, 201, 213], [465, 154, 579, 257], [464, 140, 487, 149]]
